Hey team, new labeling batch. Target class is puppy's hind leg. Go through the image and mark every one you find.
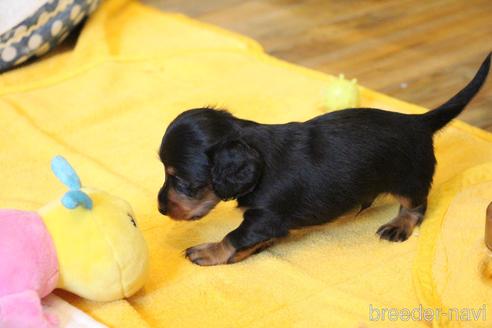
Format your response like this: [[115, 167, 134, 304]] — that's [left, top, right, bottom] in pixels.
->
[[377, 196, 427, 242]]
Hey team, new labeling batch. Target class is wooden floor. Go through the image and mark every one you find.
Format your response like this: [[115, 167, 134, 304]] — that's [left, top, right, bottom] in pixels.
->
[[143, 0, 492, 131]]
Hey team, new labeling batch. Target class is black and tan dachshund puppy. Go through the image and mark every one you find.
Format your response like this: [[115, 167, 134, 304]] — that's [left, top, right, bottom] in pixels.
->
[[158, 54, 490, 266]]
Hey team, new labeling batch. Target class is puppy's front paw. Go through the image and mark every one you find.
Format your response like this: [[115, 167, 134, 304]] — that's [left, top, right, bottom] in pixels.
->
[[376, 223, 412, 242], [185, 241, 235, 266]]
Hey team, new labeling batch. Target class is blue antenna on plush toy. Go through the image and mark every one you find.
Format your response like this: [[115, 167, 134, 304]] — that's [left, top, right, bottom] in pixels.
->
[[51, 156, 93, 209]]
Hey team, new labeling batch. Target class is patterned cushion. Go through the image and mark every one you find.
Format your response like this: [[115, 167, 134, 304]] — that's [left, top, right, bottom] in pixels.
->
[[0, 0, 100, 73]]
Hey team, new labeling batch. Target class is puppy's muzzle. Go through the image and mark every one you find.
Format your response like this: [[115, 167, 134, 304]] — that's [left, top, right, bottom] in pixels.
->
[[157, 188, 197, 220], [158, 187, 219, 221]]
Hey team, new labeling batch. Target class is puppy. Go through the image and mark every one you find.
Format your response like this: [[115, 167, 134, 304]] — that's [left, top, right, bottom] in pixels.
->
[[158, 54, 490, 266]]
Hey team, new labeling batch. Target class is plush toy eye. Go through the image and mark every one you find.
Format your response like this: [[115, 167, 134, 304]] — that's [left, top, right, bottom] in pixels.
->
[[128, 213, 137, 228]]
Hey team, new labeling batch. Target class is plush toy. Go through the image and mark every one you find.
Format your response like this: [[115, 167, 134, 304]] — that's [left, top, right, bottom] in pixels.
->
[[0, 156, 149, 328], [324, 74, 360, 111]]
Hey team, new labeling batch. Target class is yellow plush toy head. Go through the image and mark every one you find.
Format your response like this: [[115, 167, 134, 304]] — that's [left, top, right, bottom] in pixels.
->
[[38, 156, 148, 302]]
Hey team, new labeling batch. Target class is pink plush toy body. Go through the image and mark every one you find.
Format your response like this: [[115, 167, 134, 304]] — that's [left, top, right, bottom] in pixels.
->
[[0, 209, 59, 328]]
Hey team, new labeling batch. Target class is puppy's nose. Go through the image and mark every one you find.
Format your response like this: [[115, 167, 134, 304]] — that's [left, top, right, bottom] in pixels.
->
[[158, 184, 168, 215], [158, 202, 168, 215]]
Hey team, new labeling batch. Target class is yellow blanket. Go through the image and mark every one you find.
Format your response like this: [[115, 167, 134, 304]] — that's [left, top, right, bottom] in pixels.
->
[[1, 1, 491, 327]]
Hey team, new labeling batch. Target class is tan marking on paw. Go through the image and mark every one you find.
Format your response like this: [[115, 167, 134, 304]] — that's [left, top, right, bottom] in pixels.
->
[[185, 238, 274, 266], [185, 239, 236, 266]]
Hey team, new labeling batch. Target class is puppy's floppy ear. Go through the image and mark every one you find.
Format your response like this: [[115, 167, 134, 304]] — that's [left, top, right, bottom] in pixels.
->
[[208, 139, 262, 200]]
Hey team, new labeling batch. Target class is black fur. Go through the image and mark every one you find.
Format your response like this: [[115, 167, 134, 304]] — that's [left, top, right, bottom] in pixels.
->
[[159, 54, 490, 256]]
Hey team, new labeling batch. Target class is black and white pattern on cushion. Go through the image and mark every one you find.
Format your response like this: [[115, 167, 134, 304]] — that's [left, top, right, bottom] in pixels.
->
[[0, 0, 101, 73]]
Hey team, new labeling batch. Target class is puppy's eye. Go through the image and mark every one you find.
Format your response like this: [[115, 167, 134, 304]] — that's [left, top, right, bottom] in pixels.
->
[[174, 177, 194, 196]]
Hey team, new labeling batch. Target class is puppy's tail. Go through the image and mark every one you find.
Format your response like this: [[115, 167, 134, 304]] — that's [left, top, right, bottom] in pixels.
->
[[421, 53, 490, 132]]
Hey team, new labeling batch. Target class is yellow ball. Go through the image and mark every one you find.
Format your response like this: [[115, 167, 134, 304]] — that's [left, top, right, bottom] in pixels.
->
[[324, 74, 360, 111]]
